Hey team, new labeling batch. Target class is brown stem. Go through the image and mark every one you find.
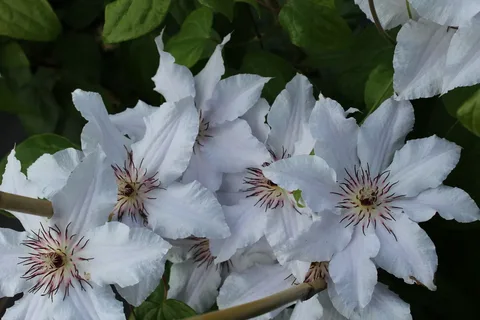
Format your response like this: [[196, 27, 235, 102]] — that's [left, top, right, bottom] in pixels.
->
[[368, 0, 396, 45], [0, 191, 53, 218], [185, 277, 326, 320]]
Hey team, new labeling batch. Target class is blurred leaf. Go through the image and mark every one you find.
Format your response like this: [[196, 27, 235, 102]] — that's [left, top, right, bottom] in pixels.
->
[[279, 0, 351, 54], [165, 7, 216, 68], [0, 0, 61, 41], [442, 88, 480, 137], [103, 0, 171, 43], [240, 49, 295, 103], [169, 0, 197, 25], [364, 64, 393, 114], [0, 79, 29, 114], [0, 41, 32, 87], [236, 0, 261, 16], [199, 0, 234, 21], [62, 0, 105, 29], [131, 279, 196, 320]]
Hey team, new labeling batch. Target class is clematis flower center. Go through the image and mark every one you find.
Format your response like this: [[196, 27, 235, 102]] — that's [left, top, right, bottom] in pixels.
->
[[19, 223, 92, 300], [303, 262, 329, 284], [332, 165, 403, 238], [189, 237, 231, 271], [112, 150, 161, 224], [194, 111, 212, 152]]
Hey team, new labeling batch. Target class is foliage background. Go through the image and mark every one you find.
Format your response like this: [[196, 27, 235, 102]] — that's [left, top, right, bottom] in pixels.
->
[[0, 0, 479, 318]]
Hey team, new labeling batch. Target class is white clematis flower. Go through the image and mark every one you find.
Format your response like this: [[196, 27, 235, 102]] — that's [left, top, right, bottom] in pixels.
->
[[0, 149, 170, 320], [262, 96, 480, 314], [72, 89, 230, 306], [167, 237, 275, 313], [213, 74, 316, 264], [152, 32, 271, 191], [354, 0, 418, 30], [408, 0, 480, 27]]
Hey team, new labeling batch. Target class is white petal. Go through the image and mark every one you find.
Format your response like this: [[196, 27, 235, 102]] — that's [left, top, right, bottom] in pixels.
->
[[358, 98, 414, 176], [182, 152, 223, 192], [387, 135, 461, 197], [229, 237, 277, 273], [262, 155, 338, 213], [241, 98, 270, 144], [329, 227, 380, 315], [317, 290, 347, 320], [109, 100, 157, 142], [309, 96, 359, 179], [72, 89, 128, 164], [168, 260, 222, 313], [51, 150, 117, 234], [267, 74, 315, 157], [146, 181, 230, 240], [115, 275, 162, 307], [265, 206, 313, 264], [409, 0, 480, 27], [53, 285, 124, 320], [393, 20, 454, 100], [0, 149, 46, 230], [217, 264, 293, 320], [389, 198, 437, 223], [80, 122, 99, 156], [201, 119, 270, 173], [217, 172, 246, 205], [354, 0, 413, 30], [290, 295, 323, 320], [131, 97, 198, 185], [210, 198, 267, 263], [274, 213, 353, 263], [285, 260, 310, 283], [82, 222, 170, 288], [27, 148, 83, 199], [374, 215, 437, 290], [415, 185, 480, 222], [0, 229, 29, 297], [194, 34, 230, 111], [350, 283, 412, 320], [152, 33, 195, 102], [443, 26, 480, 93], [205, 74, 270, 125], [3, 293, 54, 320]]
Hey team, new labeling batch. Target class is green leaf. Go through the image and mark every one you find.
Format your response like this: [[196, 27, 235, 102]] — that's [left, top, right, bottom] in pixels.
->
[[364, 64, 393, 114], [62, 0, 105, 29], [165, 7, 216, 68], [199, 0, 234, 21], [103, 0, 171, 43], [0, 41, 32, 87], [235, 0, 261, 16], [240, 49, 296, 103], [279, 0, 351, 54], [442, 86, 480, 137], [292, 190, 305, 208], [0, 0, 61, 41], [132, 279, 197, 320]]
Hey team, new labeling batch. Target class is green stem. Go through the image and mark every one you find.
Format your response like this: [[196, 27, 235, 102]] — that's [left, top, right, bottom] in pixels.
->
[[406, 0, 413, 19], [368, 0, 396, 45]]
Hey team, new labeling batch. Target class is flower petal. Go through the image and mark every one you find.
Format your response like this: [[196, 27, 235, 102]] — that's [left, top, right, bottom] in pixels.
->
[[415, 185, 480, 222], [205, 74, 270, 125], [53, 285, 124, 320], [82, 222, 170, 288], [316, 290, 347, 320], [217, 264, 293, 320], [194, 34, 230, 111], [262, 155, 338, 213], [274, 213, 353, 263], [201, 119, 270, 173], [182, 152, 223, 192], [265, 206, 313, 264], [354, 0, 413, 30], [131, 97, 198, 185], [0, 229, 29, 297], [51, 150, 117, 234], [389, 199, 437, 223], [3, 293, 54, 320], [217, 172, 246, 205], [27, 148, 82, 199], [115, 275, 162, 307], [329, 227, 380, 314], [358, 98, 414, 176], [309, 96, 359, 179], [267, 74, 315, 157], [229, 237, 276, 273], [393, 20, 454, 100], [109, 100, 157, 142], [241, 98, 270, 144], [409, 0, 480, 27], [290, 295, 323, 320], [72, 89, 128, 164], [168, 260, 222, 313], [0, 149, 46, 231], [152, 33, 195, 102], [387, 135, 461, 198], [374, 215, 437, 290], [442, 26, 480, 93], [210, 198, 267, 263], [146, 181, 230, 240]]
